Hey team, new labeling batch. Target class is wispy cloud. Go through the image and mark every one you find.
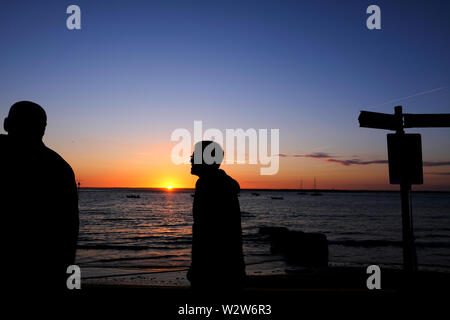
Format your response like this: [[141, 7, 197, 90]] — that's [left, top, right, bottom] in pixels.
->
[[279, 153, 450, 167], [425, 172, 450, 175], [278, 152, 332, 158], [374, 86, 447, 107], [327, 159, 450, 167], [423, 161, 450, 167], [326, 159, 388, 166]]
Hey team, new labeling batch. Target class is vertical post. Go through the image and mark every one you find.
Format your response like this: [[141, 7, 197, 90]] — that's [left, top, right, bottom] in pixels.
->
[[395, 106, 417, 272], [400, 181, 417, 272]]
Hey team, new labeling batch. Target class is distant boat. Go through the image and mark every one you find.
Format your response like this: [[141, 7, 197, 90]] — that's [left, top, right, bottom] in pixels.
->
[[252, 192, 260, 196], [271, 196, 284, 200], [126, 195, 140, 199], [311, 177, 322, 196], [297, 180, 307, 195]]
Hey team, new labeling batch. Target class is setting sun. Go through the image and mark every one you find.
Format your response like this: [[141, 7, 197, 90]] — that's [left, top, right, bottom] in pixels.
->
[[167, 185, 173, 190]]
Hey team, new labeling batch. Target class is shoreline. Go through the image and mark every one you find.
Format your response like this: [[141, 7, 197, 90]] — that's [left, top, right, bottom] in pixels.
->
[[81, 265, 450, 289], [78, 187, 450, 194]]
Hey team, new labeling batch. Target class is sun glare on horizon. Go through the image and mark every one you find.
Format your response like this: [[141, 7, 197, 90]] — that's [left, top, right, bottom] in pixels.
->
[[167, 185, 173, 190]]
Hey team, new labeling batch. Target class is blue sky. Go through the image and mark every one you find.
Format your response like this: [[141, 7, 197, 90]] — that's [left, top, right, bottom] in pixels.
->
[[0, 0, 449, 189]]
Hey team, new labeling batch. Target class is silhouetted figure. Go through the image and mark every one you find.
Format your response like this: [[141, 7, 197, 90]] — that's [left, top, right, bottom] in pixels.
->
[[187, 141, 245, 290], [0, 101, 79, 292]]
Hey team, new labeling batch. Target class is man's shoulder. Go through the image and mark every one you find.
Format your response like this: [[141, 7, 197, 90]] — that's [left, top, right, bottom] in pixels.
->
[[197, 170, 240, 194], [0, 135, 14, 155], [43, 145, 75, 175], [0, 134, 8, 144], [0, 135, 8, 158], [219, 170, 240, 193]]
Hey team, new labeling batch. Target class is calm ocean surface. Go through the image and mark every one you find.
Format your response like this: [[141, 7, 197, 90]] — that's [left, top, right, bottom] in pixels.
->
[[76, 189, 450, 279]]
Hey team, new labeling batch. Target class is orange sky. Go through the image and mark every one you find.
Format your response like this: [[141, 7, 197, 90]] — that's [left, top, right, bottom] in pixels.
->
[[56, 141, 449, 191]]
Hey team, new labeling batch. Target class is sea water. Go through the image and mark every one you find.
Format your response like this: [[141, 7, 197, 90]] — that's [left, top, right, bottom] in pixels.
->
[[76, 189, 450, 283]]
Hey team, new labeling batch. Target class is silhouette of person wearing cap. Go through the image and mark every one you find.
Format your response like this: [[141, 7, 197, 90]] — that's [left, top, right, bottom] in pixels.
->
[[0, 101, 79, 291], [187, 141, 245, 290]]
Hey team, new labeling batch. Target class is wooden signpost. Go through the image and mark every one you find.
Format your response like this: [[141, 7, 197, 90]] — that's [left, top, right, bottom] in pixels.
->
[[358, 106, 450, 272]]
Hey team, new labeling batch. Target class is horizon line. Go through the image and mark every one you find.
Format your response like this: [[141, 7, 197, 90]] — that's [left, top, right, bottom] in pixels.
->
[[77, 187, 450, 193]]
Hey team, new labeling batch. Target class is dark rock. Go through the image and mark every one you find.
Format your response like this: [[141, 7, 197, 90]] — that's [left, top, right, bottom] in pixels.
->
[[258, 227, 328, 267], [259, 226, 289, 236]]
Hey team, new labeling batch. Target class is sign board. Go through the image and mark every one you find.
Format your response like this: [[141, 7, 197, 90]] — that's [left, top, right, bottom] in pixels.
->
[[387, 134, 423, 185], [403, 113, 450, 128], [358, 111, 401, 131]]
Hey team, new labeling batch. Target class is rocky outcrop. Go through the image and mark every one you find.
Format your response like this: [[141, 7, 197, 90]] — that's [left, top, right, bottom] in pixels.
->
[[259, 227, 328, 267]]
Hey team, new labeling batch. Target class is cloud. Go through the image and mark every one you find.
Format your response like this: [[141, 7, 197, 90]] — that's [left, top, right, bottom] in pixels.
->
[[425, 172, 450, 175], [278, 152, 332, 159], [423, 161, 450, 167], [304, 152, 332, 159], [327, 159, 450, 167], [374, 86, 447, 107], [326, 159, 388, 166], [278, 153, 450, 167]]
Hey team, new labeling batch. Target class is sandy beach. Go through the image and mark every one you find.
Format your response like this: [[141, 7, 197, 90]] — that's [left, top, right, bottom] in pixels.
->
[[82, 265, 450, 290], [66, 266, 449, 318]]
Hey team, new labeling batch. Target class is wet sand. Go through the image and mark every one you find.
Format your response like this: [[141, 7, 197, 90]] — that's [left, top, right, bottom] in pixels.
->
[[81, 265, 450, 290], [77, 267, 450, 304], [29, 267, 445, 318]]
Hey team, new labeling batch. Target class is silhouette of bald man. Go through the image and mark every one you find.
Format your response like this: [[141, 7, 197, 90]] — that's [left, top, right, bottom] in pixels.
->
[[0, 101, 79, 291], [187, 141, 246, 290]]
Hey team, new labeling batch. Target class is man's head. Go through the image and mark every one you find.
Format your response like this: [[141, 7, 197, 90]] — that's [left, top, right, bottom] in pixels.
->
[[4, 101, 47, 142], [191, 140, 224, 176]]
